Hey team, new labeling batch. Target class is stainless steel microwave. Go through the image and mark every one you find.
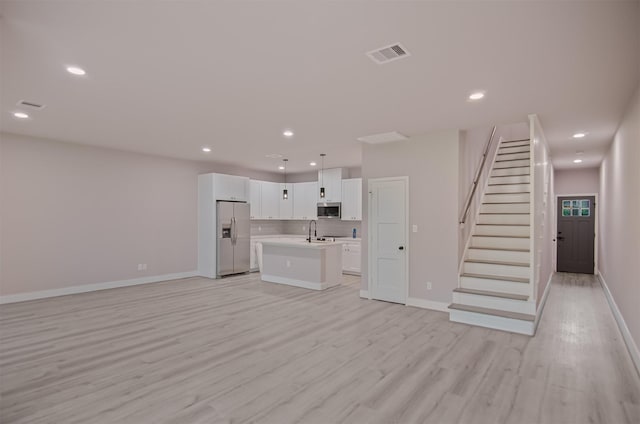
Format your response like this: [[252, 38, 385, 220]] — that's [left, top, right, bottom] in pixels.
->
[[317, 202, 341, 219]]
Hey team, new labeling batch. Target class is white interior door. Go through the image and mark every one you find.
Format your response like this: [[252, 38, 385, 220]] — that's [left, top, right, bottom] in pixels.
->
[[369, 177, 408, 304]]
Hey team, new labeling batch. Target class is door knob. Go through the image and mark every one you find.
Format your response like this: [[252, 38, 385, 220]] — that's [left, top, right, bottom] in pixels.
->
[[557, 236, 565, 240], [399, 246, 404, 250]]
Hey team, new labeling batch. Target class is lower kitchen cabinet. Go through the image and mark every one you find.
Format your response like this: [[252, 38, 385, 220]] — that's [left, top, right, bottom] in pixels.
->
[[342, 242, 361, 275]]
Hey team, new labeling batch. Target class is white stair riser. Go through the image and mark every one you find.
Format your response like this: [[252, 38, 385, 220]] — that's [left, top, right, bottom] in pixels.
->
[[474, 225, 530, 237], [463, 262, 530, 279], [493, 159, 530, 169], [500, 141, 530, 149], [480, 203, 530, 214], [449, 309, 534, 335], [460, 276, 530, 295], [467, 248, 530, 263], [486, 184, 530, 194], [491, 167, 530, 177], [452, 293, 536, 315], [498, 146, 530, 155], [496, 152, 530, 161], [489, 175, 530, 185], [478, 214, 530, 225], [483, 193, 530, 203], [471, 236, 530, 250]]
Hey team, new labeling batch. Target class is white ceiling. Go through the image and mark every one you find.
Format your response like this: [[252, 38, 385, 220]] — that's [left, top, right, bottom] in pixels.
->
[[1, 1, 638, 172]]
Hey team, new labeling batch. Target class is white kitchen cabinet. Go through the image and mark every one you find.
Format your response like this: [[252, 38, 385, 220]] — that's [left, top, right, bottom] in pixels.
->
[[249, 180, 262, 219], [341, 178, 362, 221], [293, 181, 318, 220], [317, 168, 344, 203], [214, 173, 249, 201], [279, 183, 294, 219], [260, 181, 280, 219], [342, 241, 361, 275]]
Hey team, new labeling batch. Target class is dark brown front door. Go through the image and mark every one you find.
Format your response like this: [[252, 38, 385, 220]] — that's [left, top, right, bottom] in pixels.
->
[[557, 196, 595, 274]]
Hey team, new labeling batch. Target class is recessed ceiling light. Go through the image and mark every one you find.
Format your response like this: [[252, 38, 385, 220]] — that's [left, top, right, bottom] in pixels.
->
[[283, 129, 294, 137], [573, 132, 586, 138], [202, 147, 211, 153], [13, 112, 29, 119], [266, 153, 283, 159], [468, 91, 485, 100], [309, 162, 317, 166], [66, 66, 86, 76], [573, 159, 583, 163], [278, 166, 285, 170]]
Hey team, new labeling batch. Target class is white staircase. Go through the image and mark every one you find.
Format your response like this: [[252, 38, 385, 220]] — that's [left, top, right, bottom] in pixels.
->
[[450, 139, 536, 335]]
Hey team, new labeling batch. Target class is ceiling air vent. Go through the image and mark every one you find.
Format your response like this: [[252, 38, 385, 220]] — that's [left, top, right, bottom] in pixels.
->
[[16, 100, 46, 110], [366, 43, 410, 64]]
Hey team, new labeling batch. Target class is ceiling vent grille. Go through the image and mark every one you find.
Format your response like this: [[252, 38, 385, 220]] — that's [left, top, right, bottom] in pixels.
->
[[17, 100, 45, 110], [366, 43, 410, 64]]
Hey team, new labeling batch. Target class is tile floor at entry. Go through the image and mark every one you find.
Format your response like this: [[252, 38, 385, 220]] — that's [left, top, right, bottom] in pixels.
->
[[0, 273, 638, 423]]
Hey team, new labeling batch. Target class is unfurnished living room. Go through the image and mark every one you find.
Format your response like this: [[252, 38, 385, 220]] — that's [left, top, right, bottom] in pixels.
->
[[1, 1, 639, 423]]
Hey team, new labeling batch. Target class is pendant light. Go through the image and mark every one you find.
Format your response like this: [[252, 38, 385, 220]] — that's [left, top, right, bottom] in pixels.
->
[[282, 159, 289, 200], [319, 153, 326, 198]]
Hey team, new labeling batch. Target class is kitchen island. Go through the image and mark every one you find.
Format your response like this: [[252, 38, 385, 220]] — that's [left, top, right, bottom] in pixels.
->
[[260, 239, 342, 290]]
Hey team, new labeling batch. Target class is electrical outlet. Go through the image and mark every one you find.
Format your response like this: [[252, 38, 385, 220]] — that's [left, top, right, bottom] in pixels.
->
[[302, 225, 306, 231], [258, 225, 262, 232], [426, 281, 432, 290], [286, 260, 291, 268], [412, 224, 418, 233], [142, 264, 147, 271], [137, 264, 143, 271]]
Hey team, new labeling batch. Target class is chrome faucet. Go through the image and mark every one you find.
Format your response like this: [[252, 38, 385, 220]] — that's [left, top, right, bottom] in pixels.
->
[[308, 220, 317, 243]]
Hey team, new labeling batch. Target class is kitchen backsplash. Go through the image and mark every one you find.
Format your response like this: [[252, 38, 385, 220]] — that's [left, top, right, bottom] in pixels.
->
[[283, 220, 361, 238], [250, 220, 285, 236]]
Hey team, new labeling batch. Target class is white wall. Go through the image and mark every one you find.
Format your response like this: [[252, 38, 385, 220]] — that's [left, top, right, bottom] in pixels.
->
[[361, 130, 460, 304], [598, 87, 640, 360], [0, 133, 281, 297], [529, 115, 555, 305], [555, 168, 599, 195]]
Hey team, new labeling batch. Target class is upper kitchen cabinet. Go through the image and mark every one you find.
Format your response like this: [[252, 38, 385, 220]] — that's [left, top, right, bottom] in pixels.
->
[[260, 181, 280, 219], [279, 183, 294, 219], [341, 178, 362, 221], [199, 173, 249, 202], [214, 173, 249, 201], [317, 168, 346, 203], [249, 180, 261, 219], [293, 181, 317, 220]]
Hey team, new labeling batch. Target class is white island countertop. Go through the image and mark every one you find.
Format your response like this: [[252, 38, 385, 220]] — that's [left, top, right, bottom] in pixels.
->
[[260, 239, 344, 249]]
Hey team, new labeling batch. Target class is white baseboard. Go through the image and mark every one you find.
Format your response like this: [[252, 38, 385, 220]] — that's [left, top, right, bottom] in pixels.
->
[[598, 272, 640, 376], [533, 272, 553, 334], [359, 290, 369, 299], [406, 297, 449, 313], [0, 271, 199, 304]]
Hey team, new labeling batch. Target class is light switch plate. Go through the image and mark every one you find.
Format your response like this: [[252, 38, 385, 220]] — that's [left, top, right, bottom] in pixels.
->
[[412, 224, 418, 233]]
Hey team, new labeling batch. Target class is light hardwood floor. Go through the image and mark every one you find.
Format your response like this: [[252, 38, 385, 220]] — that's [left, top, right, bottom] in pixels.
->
[[1, 272, 639, 424]]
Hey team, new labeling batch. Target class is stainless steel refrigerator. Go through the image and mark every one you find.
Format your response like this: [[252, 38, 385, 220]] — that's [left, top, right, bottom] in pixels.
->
[[217, 201, 250, 277]]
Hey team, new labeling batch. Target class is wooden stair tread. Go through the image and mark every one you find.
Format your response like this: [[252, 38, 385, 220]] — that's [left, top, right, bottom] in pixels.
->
[[488, 182, 530, 186], [453, 288, 529, 301], [448, 303, 535, 321], [490, 174, 531, 178], [501, 138, 531, 144], [465, 259, 530, 267], [461, 273, 529, 284], [495, 158, 530, 162], [468, 247, 530, 252], [485, 192, 530, 195], [491, 165, 531, 170]]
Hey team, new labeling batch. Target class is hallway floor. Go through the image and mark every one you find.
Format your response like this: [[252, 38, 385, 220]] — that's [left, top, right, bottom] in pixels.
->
[[1, 272, 639, 423]]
